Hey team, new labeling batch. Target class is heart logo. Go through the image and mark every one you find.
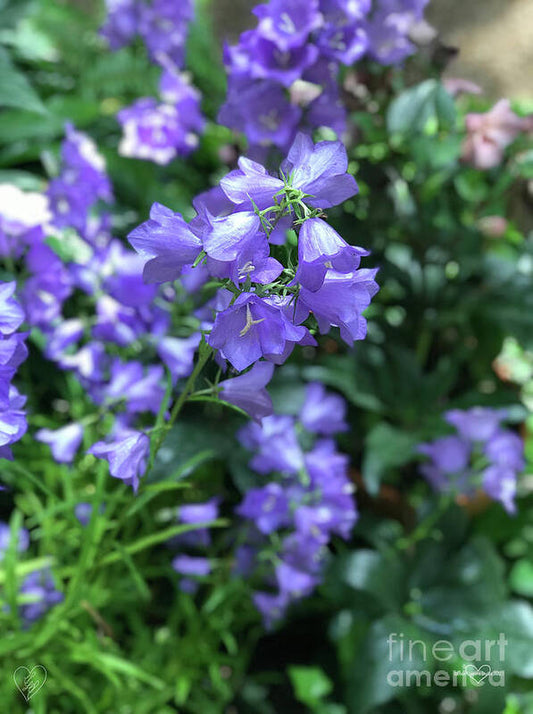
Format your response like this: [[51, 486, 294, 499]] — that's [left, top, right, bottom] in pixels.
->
[[13, 665, 47, 701], [464, 664, 491, 686]]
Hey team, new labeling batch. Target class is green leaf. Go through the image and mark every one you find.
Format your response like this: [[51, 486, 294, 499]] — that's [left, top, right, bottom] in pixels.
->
[[288, 666, 333, 708], [0, 47, 46, 114], [347, 614, 434, 713], [362, 423, 417, 494], [335, 549, 406, 611], [387, 80, 456, 135], [509, 559, 533, 598]]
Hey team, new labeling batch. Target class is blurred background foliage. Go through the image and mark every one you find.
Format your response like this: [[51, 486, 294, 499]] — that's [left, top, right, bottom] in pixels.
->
[[0, 0, 532, 712]]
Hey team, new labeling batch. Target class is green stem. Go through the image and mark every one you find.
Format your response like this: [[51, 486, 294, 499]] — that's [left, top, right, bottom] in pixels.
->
[[150, 338, 213, 463]]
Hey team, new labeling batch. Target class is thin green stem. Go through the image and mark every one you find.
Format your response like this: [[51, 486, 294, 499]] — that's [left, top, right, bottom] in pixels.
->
[[150, 338, 213, 463]]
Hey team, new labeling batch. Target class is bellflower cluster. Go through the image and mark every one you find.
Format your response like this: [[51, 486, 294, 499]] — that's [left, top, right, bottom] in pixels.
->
[[0, 282, 28, 460], [101, 0, 205, 164], [234, 382, 355, 627], [47, 123, 113, 245], [0, 125, 205, 493], [219, 0, 429, 153], [101, 0, 193, 67], [129, 133, 379, 376], [118, 68, 205, 164], [418, 407, 525, 514]]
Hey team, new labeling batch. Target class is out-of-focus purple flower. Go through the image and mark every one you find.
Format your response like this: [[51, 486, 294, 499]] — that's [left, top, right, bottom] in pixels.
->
[[100, 0, 140, 50], [445, 407, 503, 442], [75, 502, 97, 526], [0, 521, 29, 558], [300, 382, 347, 435], [219, 362, 274, 422], [128, 202, 202, 283], [365, 0, 428, 65], [219, 79, 302, 151], [21, 243, 72, 328], [462, 99, 533, 170], [157, 334, 200, 382], [254, 0, 322, 49], [482, 465, 517, 515], [47, 124, 112, 242], [237, 483, 291, 534], [0, 282, 25, 336], [172, 554, 211, 577], [0, 385, 27, 461], [0, 185, 50, 259], [239, 414, 305, 474], [19, 568, 63, 624], [228, 31, 319, 87], [102, 360, 165, 415], [484, 430, 525, 472], [317, 22, 368, 65], [418, 407, 525, 513], [138, 0, 193, 67], [253, 590, 289, 629], [88, 430, 149, 492], [36, 423, 84, 464], [118, 98, 195, 165], [208, 293, 310, 372], [276, 560, 319, 597]]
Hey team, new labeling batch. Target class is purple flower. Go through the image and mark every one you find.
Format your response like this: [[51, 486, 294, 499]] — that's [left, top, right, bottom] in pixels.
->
[[208, 293, 310, 372], [254, 0, 322, 49], [228, 31, 319, 88], [237, 483, 291, 534], [128, 202, 202, 283], [19, 568, 64, 624], [118, 98, 199, 165], [484, 430, 525, 471], [295, 267, 379, 344], [365, 0, 428, 65], [36, 423, 83, 464], [100, 0, 140, 50], [0, 521, 29, 558], [482, 465, 517, 515], [219, 79, 302, 151], [276, 560, 319, 597], [172, 554, 211, 577], [300, 382, 348, 435], [88, 430, 149, 492], [253, 590, 289, 628], [138, 0, 193, 67], [202, 210, 261, 263], [219, 362, 274, 422], [239, 414, 305, 474], [157, 334, 200, 382], [295, 217, 367, 290], [47, 124, 112, 241], [220, 157, 285, 211], [0, 386, 27, 460], [445, 408, 503, 442], [102, 360, 165, 415], [316, 22, 368, 65], [0, 282, 25, 336], [281, 133, 358, 208]]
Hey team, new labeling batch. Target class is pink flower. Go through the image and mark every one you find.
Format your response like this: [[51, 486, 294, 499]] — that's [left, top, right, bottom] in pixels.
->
[[462, 99, 533, 170]]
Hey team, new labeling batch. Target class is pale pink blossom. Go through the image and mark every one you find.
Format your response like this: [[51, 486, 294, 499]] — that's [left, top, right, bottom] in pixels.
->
[[462, 99, 533, 170]]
